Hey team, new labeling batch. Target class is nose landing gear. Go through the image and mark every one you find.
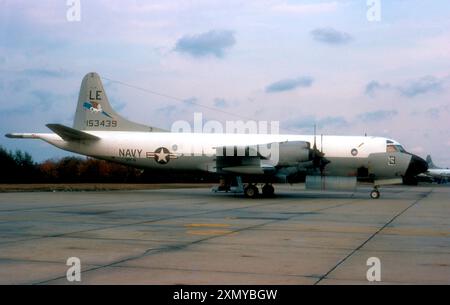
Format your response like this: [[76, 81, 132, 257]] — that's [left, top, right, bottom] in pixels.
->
[[370, 187, 380, 199]]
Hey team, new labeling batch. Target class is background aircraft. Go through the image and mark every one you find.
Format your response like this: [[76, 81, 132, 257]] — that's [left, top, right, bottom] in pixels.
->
[[418, 155, 450, 184], [6, 73, 428, 199]]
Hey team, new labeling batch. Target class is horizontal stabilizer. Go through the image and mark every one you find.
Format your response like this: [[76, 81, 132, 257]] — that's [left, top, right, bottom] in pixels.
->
[[5, 133, 39, 139], [46, 124, 100, 141]]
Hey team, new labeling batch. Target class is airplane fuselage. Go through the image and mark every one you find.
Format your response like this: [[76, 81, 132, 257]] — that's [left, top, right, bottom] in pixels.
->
[[427, 168, 450, 178], [28, 131, 416, 182]]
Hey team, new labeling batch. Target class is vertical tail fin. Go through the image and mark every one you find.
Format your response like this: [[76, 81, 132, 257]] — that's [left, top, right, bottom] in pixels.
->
[[73, 72, 166, 132], [426, 155, 437, 169]]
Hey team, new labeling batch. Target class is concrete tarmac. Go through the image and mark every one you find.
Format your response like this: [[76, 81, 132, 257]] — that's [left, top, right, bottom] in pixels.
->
[[0, 184, 448, 284]]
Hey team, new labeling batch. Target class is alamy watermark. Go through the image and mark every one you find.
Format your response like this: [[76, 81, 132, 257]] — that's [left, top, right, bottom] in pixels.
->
[[367, 0, 382, 22], [66, 0, 81, 22], [66, 1, 381, 23], [66, 257, 81, 282], [366, 257, 381, 282], [171, 112, 281, 163]]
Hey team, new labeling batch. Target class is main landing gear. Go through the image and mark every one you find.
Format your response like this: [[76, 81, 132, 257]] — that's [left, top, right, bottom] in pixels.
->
[[262, 184, 275, 197], [212, 177, 275, 199], [244, 184, 259, 198], [244, 183, 275, 199], [370, 186, 380, 199]]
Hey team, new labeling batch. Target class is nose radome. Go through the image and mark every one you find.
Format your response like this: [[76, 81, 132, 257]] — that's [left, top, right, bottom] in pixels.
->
[[405, 154, 428, 177]]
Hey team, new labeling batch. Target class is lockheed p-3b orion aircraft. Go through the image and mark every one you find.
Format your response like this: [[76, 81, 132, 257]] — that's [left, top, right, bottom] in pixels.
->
[[6, 72, 428, 199]]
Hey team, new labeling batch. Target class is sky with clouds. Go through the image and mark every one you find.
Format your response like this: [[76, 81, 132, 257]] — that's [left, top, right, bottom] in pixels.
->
[[1, 0, 450, 165]]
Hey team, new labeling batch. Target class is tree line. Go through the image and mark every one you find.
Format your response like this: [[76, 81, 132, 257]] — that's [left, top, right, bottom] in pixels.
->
[[0, 146, 216, 183]]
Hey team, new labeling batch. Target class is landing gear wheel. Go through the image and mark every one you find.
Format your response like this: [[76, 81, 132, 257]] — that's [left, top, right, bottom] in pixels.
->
[[244, 184, 259, 199], [370, 189, 380, 199], [262, 184, 275, 197]]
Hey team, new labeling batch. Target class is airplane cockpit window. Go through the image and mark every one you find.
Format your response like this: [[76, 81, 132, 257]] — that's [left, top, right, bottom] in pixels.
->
[[386, 144, 406, 153], [396, 145, 406, 153], [387, 144, 397, 153]]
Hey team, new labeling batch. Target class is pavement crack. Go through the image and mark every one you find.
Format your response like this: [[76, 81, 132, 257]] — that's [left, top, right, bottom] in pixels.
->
[[313, 189, 433, 285]]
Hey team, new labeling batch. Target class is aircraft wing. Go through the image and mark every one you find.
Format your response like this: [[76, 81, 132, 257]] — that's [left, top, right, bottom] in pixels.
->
[[214, 145, 270, 175], [214, 141, 311, 175], [46, 124, 100, 141]]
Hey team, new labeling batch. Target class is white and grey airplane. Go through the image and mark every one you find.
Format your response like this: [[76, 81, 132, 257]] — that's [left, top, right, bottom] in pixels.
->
[[6, 72, 428, 199], [420, 155, 450, 183]]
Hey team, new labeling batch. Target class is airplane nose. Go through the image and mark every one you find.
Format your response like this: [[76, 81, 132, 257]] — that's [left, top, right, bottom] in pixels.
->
[[404, 154, 428, 177]]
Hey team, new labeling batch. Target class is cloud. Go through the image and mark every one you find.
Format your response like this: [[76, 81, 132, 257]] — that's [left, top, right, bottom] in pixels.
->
[[22, 68, 71, 78], [318, 116, 348, 128], [266, 76, 314, 93], [156, 105, 178, 117], [30, 90, 58, 111], [357, 110, 398, 122], [365, 75, 449, 98], [156, 98, 199, 116], [0, 89, 60, 116], [365, 81, 391, 97], [109, 97, 126, 113], [9, 78, 31, 91], [0, 104, 31, 117], [284, 115, 348, 131], [213, 98, 228, 108], [411, 105, 449, 118], [310, 27, 352, 45], [424, 108, 440, 119], [398, 76, 444, 97], [174, 30, 236, 58], [183, 97, 199, 107]]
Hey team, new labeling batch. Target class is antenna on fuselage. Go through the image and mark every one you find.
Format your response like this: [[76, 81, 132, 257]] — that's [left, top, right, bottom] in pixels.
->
[[313, 124, 317, 150], [321, 134, 323, 154], [312, 125, 329, 176], [312, 124, 325, 174]]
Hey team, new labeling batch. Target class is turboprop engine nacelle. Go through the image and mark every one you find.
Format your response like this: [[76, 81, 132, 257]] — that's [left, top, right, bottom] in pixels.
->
[[275, 141, 311, 166]]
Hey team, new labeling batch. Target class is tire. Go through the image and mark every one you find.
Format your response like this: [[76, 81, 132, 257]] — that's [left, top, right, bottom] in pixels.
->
[[244, 185, 259, 198], [262, 184, 275, 197], [370, 189, 380, 199]]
